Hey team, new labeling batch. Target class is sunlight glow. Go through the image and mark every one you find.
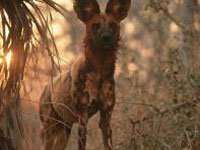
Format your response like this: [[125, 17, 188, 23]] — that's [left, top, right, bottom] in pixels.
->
[[65, 0, 73, 11], [125, 22, 135, 35], [170, 22, 179, 33], [0, 50, 13, 68], [6, 51, 12, 68], [140, 48, 154, 60], [128, 63, 138, 76], [0, 58, 3, 64], [0, 50, 3, 64], [56, 0, 73, 11]]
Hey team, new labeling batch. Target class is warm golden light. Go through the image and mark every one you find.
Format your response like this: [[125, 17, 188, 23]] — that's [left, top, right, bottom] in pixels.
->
[[0, 52, 3, 64], [5, 51, 12, 68], [0, 58, 2, 64], [124, 21, 135, 35], [170, 22, 179, 33], [0, 50, 13, 68]]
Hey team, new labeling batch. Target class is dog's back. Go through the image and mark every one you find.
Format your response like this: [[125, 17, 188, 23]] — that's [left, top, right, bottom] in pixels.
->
[[39, 57, 82, 150], [39, 70, 76, 124], [39, 54, 88, 126]]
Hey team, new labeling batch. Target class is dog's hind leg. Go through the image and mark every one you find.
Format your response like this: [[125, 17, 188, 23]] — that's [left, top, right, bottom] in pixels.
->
[[41, 122, 72, 150], [41, 124, 57, 150], [53, 126, 72, 150]]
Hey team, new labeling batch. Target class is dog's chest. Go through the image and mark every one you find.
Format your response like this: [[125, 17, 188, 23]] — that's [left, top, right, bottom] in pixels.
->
[[76, 71, 104, 108], [77, 71, 115, 108], [84, 72, 101, 102]]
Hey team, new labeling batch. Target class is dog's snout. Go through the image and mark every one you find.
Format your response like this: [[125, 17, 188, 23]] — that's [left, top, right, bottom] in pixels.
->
[[101, 32, 113, 42]]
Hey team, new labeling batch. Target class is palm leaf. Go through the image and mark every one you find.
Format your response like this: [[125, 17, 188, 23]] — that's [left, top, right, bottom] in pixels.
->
[[0, 0, 68, 149]]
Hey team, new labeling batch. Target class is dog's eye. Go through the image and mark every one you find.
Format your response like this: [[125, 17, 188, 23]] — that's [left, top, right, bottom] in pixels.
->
[[109, 22, 117, 31], [92, 23, 100, 31]]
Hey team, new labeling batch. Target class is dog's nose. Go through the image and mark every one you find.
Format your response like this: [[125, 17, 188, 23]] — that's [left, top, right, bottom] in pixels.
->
[[101, 33, 113, 42]]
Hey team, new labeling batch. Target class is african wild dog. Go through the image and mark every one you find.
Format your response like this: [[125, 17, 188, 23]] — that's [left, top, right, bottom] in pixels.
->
[[39, 0, 131, 150]]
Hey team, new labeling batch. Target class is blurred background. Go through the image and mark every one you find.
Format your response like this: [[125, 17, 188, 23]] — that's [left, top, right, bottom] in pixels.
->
[[1, 0, 200, 150]]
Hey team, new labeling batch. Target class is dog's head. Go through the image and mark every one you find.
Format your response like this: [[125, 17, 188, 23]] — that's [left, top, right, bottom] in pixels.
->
[[74, 0, 131, 50]]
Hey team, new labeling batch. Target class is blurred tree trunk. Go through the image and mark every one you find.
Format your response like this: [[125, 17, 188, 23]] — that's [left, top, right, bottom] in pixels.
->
[[181, 0, 197, 72]]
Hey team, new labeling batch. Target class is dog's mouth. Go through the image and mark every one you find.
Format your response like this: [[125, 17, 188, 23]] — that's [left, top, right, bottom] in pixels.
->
[[90, 34, 117, 51], [102, 43, 114, 49], [96, 39, 116, 49], [101, 32, 113, 40]]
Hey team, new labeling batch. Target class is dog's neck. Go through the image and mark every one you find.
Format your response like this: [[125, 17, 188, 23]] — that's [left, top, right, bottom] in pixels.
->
[[83, 38, 118, 77]]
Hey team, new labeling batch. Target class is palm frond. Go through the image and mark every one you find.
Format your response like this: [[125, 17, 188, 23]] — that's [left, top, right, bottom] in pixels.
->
[[0, 0, 67, 149]]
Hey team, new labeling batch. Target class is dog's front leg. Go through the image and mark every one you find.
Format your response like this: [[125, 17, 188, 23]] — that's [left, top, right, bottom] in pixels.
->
[[99, 106, 114, 150], [99, 79, 115, 150]]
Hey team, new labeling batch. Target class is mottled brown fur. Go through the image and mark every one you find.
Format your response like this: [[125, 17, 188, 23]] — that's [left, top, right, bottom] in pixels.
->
[[39, 0, 131, 150]]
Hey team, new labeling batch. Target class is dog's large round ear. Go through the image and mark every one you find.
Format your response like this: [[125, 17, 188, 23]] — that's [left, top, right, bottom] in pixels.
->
[[74, 0, 100, 23], [105, 0, 131, 21]]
